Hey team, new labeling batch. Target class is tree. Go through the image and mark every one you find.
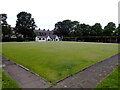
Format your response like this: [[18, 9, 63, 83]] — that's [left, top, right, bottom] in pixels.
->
[[91, 23, 103, 36], [53, 21, 65, 37], [74, 25, 83, 37], [54, 20, 117, 37], [54, 20, 92, 37], [62, 20, 73, 36], [103, 22, 116, 36], [114, 24, 120, 36], [15, 12, 37, 40], [80, 23, 91, 36], [70, 21, 83, 37], [53, 20, 72, 37], [1, 14, 12, 38]]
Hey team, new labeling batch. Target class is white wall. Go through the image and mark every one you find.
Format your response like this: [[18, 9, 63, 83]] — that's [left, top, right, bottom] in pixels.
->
[[35, 35, 61, 42], [55, 36, 59, 41], [46, 36, 52, 41], [35, 37, 39, 42], [35, 37, 46, 42]]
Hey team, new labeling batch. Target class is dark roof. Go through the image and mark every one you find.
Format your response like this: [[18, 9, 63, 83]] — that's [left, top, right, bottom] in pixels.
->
[[37, 35, 57, 39], [37, 36, 47, 38], [35, 29, 60, 40], [34, 30, 53, 34], [49, 34, 56, 39]]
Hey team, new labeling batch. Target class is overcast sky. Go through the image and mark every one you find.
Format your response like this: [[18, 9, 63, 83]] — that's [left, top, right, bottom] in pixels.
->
[[1, 0, 119, 30]]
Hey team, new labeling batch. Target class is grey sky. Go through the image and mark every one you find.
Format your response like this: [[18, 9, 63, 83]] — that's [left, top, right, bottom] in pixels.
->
[[1, 0, 119, 30]]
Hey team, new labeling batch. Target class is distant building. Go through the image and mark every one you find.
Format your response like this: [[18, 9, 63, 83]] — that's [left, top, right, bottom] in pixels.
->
[[34, 29, 61, 42], [9, 28, 61, 42]]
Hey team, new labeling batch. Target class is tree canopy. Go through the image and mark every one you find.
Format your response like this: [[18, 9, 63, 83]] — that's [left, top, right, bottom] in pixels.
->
[[15, 11, 37, 39], [1, 12, 119, 40], [115, 24, 120, 36], [91, 23, 102, 36], [54, 20, 118, 37], [1, 14, 12, 38], [103, 22, 116, 36]]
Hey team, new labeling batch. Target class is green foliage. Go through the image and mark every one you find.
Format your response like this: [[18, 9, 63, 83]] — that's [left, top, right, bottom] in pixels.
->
[[16, 36, 24, 42], [54, 20, 119, 37], [1, 14, 12, 38], [73, 24, 83, 37], [63, 36, 120, 43], [53, 20, 91, 37], [2, 37, 10, 42], [115, 24, 120, 36], [2, 42, 118, 82], [54, 20, 73, 37], [15, 11, 37, 40], [83, 24, 91, 36], [91, 23, 103, 36], [103, 22, 116, 36]]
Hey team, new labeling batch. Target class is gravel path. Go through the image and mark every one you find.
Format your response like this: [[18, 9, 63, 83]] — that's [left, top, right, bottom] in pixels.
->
[[1, 53, 119, 88], [53, 53, 119, 88], [2, 56, 51, 88]]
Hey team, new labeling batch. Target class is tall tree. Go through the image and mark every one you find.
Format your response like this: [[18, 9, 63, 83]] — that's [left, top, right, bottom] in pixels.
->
[[54, 20, 117, 37], [74, 24, 83, 37], [80, 23, 91, 36], [54, 21, 65, 37], [1, 14, 12, 38], [91, 23, 103, 36], [54, 20, 92, 37], [15, 12, 37, 40], [114, 24, 120, 36], [69, 21, 78, 36], [62, 20, 73, 36], [70, 21, 83, 37], [53, 20, 72, 37], [103, 22, 116, 36]]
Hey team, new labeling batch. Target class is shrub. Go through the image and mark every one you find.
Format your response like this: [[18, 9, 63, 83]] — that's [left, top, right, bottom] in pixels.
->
[[2, 37, 10, 42], [16, 36, 24, 42]]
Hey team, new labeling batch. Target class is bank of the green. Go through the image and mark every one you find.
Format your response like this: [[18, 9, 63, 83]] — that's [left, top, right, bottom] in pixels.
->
[[96, 65, 120, 88], [2, 70, 20, 88]]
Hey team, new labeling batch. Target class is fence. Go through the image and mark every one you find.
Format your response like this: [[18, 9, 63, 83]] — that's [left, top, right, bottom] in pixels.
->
[[63, 36, 120, 43]]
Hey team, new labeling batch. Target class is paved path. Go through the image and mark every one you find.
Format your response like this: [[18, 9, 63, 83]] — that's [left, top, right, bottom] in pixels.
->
[[53, 53, 119, 88], [2, 56, 51, 88], [1, 53, 119, 88]]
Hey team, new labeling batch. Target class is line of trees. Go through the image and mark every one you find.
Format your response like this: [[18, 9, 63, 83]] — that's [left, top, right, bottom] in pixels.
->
[[1, 12, 120, 42], [53, 20, 120, 37], [1, 12, 37, 41]]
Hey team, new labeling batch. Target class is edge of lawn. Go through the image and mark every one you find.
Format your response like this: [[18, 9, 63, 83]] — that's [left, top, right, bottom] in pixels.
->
[[96, 65, 120, 88], [2, 52, 119, 84], [2, 42, 119, 83], [2, 70, 21, 88]]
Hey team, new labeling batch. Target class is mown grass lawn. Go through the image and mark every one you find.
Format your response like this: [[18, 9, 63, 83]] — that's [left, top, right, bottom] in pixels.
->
[[0, 68, 2, 89], [96, 65, 120, 88], [2, 42, 118, 82]]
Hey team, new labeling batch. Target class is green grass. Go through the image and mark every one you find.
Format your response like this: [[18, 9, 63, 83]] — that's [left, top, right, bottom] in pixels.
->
[[2, 42, 118, 82], [96, 65, 120, 88], [0, 68, 2, 89], [2, 70, 20, 88]]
